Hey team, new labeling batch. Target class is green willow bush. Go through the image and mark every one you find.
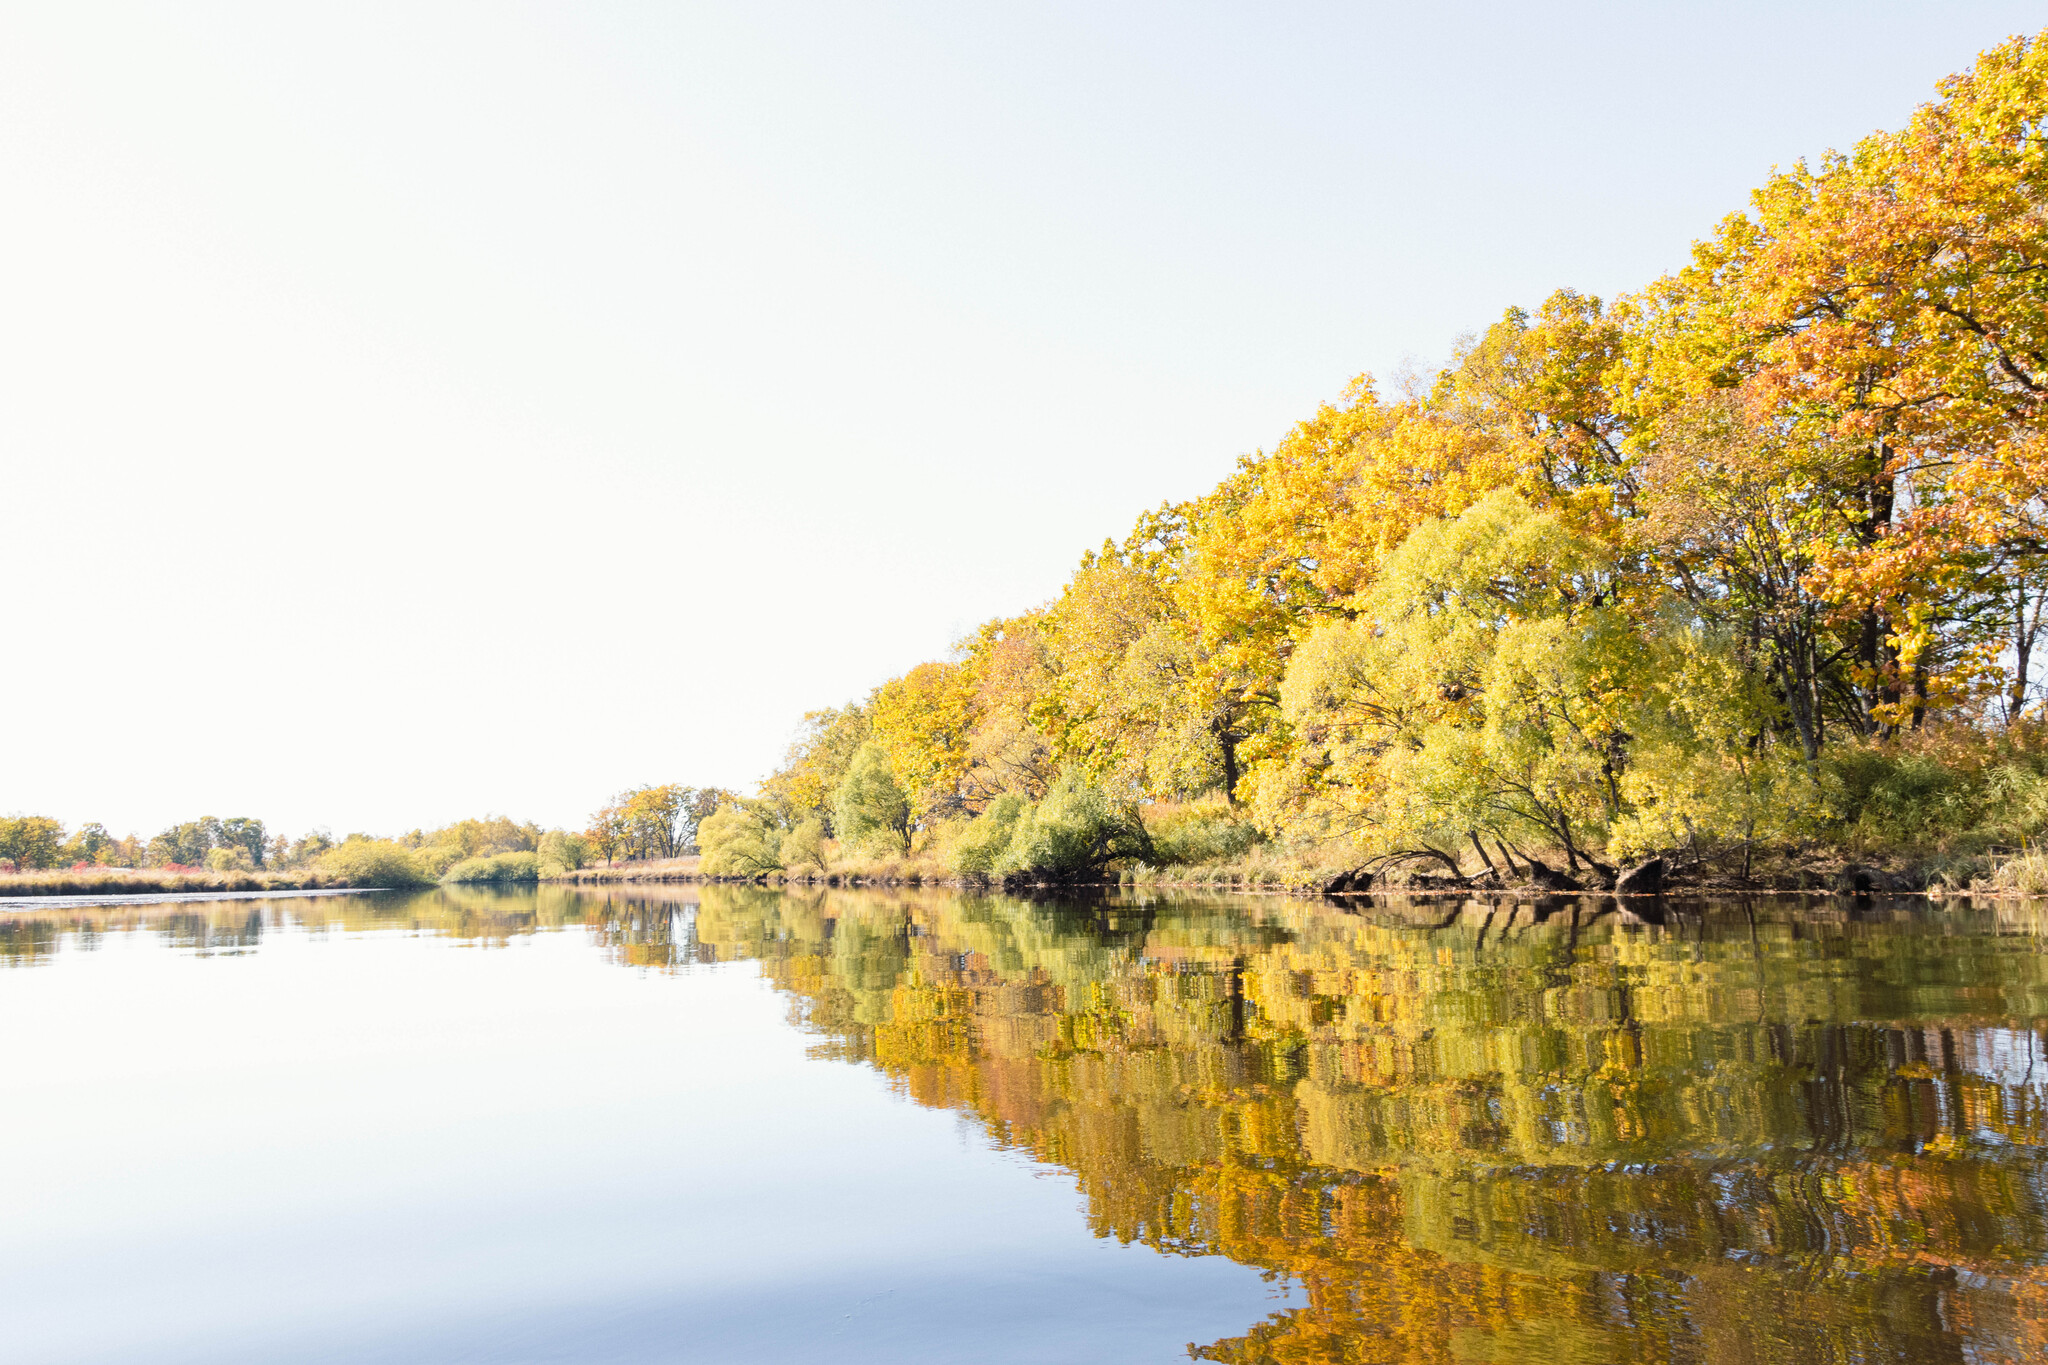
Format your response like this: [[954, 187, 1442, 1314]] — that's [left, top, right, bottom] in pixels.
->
[[318, 839, 433, 888], [442, 851, 540, 884]]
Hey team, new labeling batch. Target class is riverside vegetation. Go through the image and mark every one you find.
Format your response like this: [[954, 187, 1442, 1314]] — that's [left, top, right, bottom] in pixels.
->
[[704, 36, 2048, 898], [9, 36, 2048, 901]]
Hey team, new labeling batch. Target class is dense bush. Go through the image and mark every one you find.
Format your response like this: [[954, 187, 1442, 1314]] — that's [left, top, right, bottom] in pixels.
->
[[411, 843, 469, 878], [948, 793, 1029, 876], [1828, 728, 2048, 853], [442, 851, 540, 884], [318, 839, 432, 888], [1144, 798, 1261, 865], [993, 773, 1153, 878]]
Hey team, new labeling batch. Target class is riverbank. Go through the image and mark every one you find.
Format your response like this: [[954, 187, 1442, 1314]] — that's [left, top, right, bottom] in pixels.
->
[[537, 845, 2048, 898], [552, 856, 702, 884], [0, 868, 367, 898]]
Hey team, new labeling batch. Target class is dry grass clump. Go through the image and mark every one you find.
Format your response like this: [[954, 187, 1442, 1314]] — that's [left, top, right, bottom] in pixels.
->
[[800, 847, 951, 886], [1991, 852, 2048, 896], [1920, 852, 1999, 892], [555, 856, 702, 883], [1122, 843, 1344, 893]]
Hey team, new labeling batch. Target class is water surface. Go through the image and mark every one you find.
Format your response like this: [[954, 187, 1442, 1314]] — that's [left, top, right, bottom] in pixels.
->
[[4, 887, 2045, 1363]]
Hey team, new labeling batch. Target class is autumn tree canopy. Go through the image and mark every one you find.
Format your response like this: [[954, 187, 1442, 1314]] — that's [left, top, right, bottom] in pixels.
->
[[755, 34, 2048, 875]]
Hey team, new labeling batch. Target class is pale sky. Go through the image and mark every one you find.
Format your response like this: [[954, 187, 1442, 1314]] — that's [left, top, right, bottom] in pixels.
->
[[4, 2, 2038, 840]]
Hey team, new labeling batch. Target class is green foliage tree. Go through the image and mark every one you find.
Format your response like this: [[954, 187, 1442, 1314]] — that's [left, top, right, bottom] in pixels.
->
[[698, 805, 784, 877], [762, 706, 872, 831], [536, 830, 589, 877], [148, 818, 218, 867], [0, 815, 65, 870], [832, 743, 911, 854], [59, 821, 115, 866], [217, 817, 267, 868]]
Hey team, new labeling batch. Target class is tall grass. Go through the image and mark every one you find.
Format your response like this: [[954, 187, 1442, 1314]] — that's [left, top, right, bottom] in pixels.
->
[[1829, 723, 2048, 855], [1143, 796, 1263, 866], [1991, 852, 2048, 896], [792, 848, 952, 886], [1122, 845, 1345, 893], [553, 856, 700, 884]]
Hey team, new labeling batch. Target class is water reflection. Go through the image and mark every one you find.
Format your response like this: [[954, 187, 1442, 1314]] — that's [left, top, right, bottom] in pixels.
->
[[7, 887, 2048, 1362], [683, 890, 2048, 1364]]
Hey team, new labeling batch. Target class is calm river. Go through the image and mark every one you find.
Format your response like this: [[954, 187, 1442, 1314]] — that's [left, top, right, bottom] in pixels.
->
[[3, 887, 2045, 1363]]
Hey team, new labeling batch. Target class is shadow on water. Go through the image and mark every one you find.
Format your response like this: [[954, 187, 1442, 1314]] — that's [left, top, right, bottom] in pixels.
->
[[9, 886, 2048, 1363]]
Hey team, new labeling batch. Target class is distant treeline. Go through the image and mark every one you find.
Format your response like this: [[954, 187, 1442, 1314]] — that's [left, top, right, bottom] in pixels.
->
[[0, 812, 574, 886], [0, 786, 737, 888], [0, 814, 315, 874], [700, 36, 2048, 889]]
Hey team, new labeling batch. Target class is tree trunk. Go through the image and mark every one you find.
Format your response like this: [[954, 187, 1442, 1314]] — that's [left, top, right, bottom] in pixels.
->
[[2014, 584, 2041, 724], [1217, 722, 1243, 806], [1856, 442, 1899, 735]]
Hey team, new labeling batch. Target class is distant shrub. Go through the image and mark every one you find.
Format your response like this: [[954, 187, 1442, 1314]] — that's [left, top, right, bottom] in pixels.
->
[[1145, 797, 1261, 866], [206, 846, 255, 872], [412, 843, 469, 878], [443, 851, 540, 884], [995, 773, 1152, 878], [536, 830, 589, 878], [949, 793, 1028, 876], [317, 839, 432, 888]]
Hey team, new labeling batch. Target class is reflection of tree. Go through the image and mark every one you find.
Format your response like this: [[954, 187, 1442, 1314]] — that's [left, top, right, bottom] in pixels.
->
[[693, 890, 2048, 1364]]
